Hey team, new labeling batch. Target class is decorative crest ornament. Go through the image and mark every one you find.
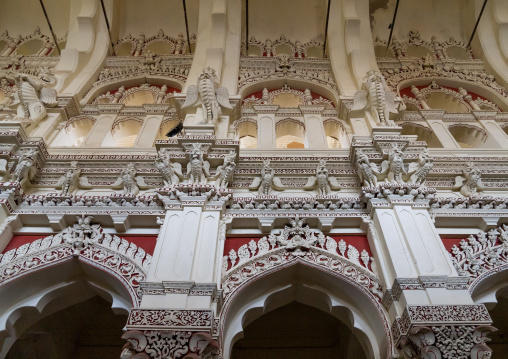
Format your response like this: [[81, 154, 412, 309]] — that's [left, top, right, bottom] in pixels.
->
[[64, 214, 103, 256]]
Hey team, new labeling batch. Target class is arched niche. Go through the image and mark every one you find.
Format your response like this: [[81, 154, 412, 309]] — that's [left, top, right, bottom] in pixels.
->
[[400, 122, 442, 148], [101, 118, 143, 147], [122, 89, 156, 106], [445, 46, 471, 60], [0, 259, 133, 357], [306, 46, 323, 58], [51, 117, 96, 147], [397, 78, 508, 112], [471, 267, 508, 354], [448, 124, 488, 148], [115, 42, 134, 56], [276, 119, 305, 148], [235, 120, 258, 149], [15, 39, 45, 56], [220, 263, 392, 359], [83, 76, 183, 105], [323, 119, 348, 149], [240, 78, 339, 108]]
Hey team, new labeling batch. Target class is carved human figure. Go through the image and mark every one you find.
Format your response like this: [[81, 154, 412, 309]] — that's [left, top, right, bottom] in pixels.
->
[[265, 38, 273, 57], [174, 33, 185, 54], [182, 67, 233, 125], [10, 71, 57, 123], [12, 148, 38, 183], [409, 148, 434, 185], [155, 85, 167, 104], [249, 160, 285, 195], [455, 162, 483, 197], [56, 161, 81, 195], [262, 88, 269, 104], [355, 150, 378, 187], [304, 160, 341, 195], [155, 151, 183, 186], [134, 34, 145, 56], [351, 70, 398, 127], [216, 150, 236, 189], [186, 143, 210, 184]]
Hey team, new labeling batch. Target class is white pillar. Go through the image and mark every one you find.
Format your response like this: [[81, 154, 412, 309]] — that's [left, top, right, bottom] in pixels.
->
[[303, 114, 327, 149], [82, 115, 117, 147], [134, 116, 163, 147]]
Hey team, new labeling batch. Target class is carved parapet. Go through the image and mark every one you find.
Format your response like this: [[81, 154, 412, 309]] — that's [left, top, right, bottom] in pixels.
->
[[360, 183, 436, 211], [392, 305, 495, 359]]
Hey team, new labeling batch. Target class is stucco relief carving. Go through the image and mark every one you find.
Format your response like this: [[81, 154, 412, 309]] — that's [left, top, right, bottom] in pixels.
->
[[454, 162, 484, 197], [111, 163, 149, 195], [351, 70, 401, 127], [121, 330, 218, 359], [303, 159, 341, 195], [54, 160, 81, 195], [182, 67, 233, 125], [11, 148, 39, 184], [155, 149, 183, 186], [0, 216, 151, 304], [353, 145, 433, 187], [248, 160, 285, 195], [10, 71, 57, 124]]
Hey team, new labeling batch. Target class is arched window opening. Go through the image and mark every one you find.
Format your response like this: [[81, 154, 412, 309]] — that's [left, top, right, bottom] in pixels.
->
[[107, 118, 143, 147], [156, 118, 181, 140], [323, 120, 346, 149], [276, 120, 305, 149], [400, 82, 501, 113], [5, 295, 127, 359], [449, 125, 487, 148], [231, 302, 367, 359], [236, 121, 258, 149], [400, 123, 442, 148], [57, 117, 96, 147], [91, 84, 179, 106], [445, 46, 470, 60]]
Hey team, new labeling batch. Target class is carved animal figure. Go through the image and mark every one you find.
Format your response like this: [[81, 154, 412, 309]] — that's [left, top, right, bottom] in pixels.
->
[[249, 160, 285, 195], [55, 161, 81, 195], [351, 70, 398, 126], [355, 150, 378, 187], [10, 71, 57, 123], [216, 150, 236, 189], [111, 163, 148, 195], [155, 151, 183, 186], [304, 160, 341, 195], [182, 67, 233, 125], [12, 149, 38, 183], [455, 162, 483, 197], [409, 149, 434, 185]]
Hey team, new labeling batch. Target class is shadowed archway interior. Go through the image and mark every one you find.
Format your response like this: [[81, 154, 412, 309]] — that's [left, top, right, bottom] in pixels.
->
[[231, 301, 367, 359], [6, 295, 127, 359]]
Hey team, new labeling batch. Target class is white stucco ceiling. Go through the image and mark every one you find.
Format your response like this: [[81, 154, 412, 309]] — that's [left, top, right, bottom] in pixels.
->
[[370, 0, 474, 43], [242, 0, 328, 44]]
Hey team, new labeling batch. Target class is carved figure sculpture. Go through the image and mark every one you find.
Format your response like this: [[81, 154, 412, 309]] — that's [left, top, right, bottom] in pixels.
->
[[155, 150, 183, 186], [249, 160, 285, 195], [216, 150, 236, 189], [455, 162, 483, 197], [355, 150, 378, 187], [10, 70, 57, 123], [12, 148, 39, 183], [112, 163, 147, 195], [55, 161, 81, 195], [186, 143, 210, 183], [408, 148, 434, 185], [304, 160, 341, 195], [381, 143, 406, 183], [351, 70, 398, 127], [182, 67, 233, 125]]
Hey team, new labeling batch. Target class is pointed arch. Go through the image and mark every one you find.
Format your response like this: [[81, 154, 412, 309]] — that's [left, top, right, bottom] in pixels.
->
[[220, 261, 394, 359]]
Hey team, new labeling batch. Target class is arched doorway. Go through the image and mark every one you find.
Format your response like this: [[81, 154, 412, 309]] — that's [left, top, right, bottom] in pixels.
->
[[231, 301, 367, 359], [6, 295, 127, 359]]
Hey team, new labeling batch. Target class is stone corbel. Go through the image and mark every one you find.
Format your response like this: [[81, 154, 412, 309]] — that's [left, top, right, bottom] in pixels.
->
[[393, 305, 495, 359], [46, 214, 69, 232]]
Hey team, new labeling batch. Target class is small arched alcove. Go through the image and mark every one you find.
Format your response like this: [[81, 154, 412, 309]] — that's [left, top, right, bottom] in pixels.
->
[[221, 263, 392, 359], [448, 124, 488, 148], [276, 119, 306, 149], [400, 122, 443, 148], [0, 259, 134, 358]]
